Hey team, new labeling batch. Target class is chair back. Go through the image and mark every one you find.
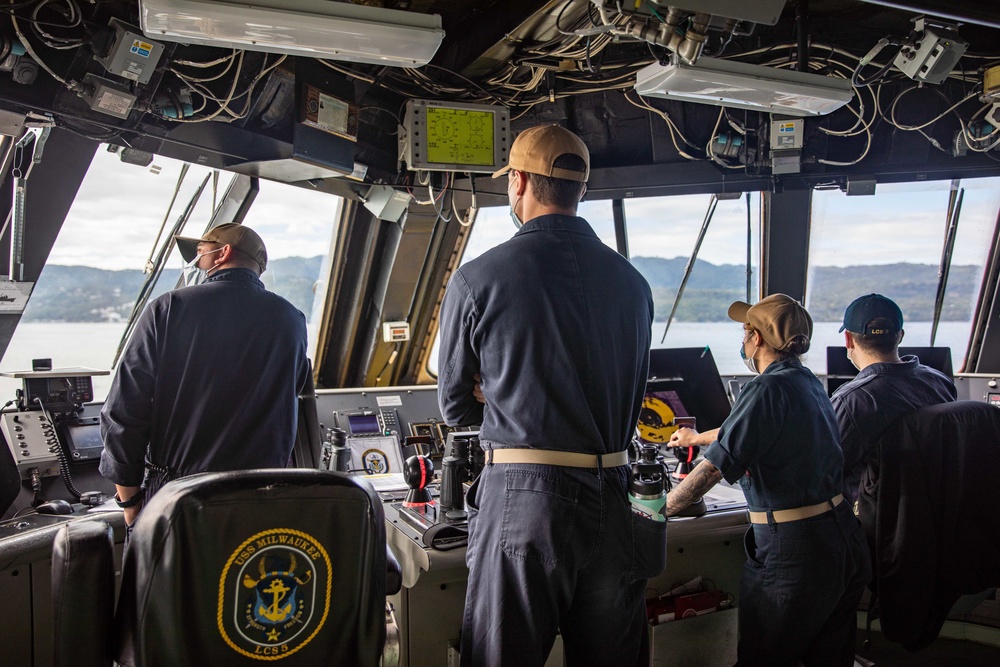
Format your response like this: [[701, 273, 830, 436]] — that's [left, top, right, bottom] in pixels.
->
[[113, 469, 389, 666], [858, 400, 1000, 650], [51, 520, 116, 667]]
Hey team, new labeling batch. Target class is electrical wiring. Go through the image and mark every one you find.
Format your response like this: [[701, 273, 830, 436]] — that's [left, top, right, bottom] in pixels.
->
[[317, 59, 377, 84], [818, 119, 873, 166], [159, 51, 246, 123], [852, 37, 905, 88], [623, 91, 705, 161], [888, 87, 981, 132], [169, 50, 238, 84], [818, 85, 874, 138], [705, 107, 743, 170], [173, 53, 240, 68], [29, 0, 84, 50], [453, 174, 478, 227], [959, 105, 1000, 153], [163, 53, 286, 123], [9, 13, 67, 84]]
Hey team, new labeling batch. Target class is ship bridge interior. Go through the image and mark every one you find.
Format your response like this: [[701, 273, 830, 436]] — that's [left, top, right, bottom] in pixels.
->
[[1, 2, 1000, 666], [0, 1, 1000, 385]]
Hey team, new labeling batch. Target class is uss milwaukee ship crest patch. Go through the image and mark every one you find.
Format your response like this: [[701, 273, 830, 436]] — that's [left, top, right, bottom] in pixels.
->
[[218, 528, 332, 660]]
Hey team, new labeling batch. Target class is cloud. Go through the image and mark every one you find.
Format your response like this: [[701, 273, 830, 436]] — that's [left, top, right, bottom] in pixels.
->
[[47, 150, 339, 270], [50, 149, 1000, 275]]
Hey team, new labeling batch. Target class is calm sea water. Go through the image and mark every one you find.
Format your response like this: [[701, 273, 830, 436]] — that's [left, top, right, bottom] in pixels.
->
[[0, 321, 971, 403]]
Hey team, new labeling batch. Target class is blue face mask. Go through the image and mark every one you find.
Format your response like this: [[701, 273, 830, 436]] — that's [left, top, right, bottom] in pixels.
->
[[740, 334, 758, 375], [508, 174, 523, 229], [181, 247, 223, 287]]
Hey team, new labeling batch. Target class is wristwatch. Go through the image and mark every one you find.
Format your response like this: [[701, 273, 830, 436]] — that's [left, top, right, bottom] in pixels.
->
[[114, 489, 145, 509]]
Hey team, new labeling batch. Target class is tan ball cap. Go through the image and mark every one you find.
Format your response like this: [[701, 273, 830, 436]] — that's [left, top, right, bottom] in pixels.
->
[[492, 125, 590, 182], [175, 223, 268, 273], [728, 294, 813, 351]]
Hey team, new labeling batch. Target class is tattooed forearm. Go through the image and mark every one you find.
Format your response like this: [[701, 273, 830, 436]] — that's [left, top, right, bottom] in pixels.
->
[[666, 459, 723, 516]]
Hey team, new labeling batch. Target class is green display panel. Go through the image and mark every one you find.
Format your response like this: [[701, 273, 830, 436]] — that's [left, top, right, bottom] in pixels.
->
[[425, 107, 495, 167]]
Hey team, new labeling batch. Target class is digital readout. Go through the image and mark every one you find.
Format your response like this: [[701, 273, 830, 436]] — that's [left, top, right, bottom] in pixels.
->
[[425, 107, 494, 166]]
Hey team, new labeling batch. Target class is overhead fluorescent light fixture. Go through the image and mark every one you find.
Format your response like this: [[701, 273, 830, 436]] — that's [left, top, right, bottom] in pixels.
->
[[139, 0, 445, 67], [635, 57, 854, 117]]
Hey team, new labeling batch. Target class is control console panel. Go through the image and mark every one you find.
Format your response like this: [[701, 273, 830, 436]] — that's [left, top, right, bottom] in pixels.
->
[[1, 411, 60, 478]]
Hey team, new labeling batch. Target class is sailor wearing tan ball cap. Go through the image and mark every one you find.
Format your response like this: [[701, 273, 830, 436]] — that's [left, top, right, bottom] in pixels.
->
[[438, 125, 654, 667], [666, 293, 871, 666]]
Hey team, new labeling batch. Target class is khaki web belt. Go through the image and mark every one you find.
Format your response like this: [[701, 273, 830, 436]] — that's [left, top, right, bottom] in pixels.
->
[[488, 448, 629, 468], [748, 494, 844, 525]]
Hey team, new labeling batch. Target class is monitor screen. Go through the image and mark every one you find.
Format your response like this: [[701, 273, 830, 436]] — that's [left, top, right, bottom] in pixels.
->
[[347, 414, 380, 435], [61, 423, 104, 461], [825, 346, 953, 396], [638, 380, 693, 445], [426, 106, 495, 167], [401, 99, 510, 172], [646, 348, 733, 431]]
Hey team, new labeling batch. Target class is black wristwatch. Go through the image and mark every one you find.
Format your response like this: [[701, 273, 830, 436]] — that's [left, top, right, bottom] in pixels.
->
[[114, 489, 145, 509]]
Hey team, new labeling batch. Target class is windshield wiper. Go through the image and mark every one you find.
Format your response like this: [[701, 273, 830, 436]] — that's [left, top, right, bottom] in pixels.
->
[[930, 181, 963, 347]]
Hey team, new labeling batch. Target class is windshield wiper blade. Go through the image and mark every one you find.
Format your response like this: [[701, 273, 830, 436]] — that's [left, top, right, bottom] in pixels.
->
[[931, 182, 963, 347]]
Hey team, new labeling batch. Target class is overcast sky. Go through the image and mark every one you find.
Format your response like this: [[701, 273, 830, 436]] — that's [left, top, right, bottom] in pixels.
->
[[48, 149, 1000, 272], [48, 149, 339, 270], [464, 177, 1000, 269]]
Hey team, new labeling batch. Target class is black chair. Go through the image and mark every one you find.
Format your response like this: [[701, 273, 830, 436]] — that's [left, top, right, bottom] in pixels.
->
[[857, 401, 1000, 650], [52, 469, 401, 667], [51, 520, 116, 667]]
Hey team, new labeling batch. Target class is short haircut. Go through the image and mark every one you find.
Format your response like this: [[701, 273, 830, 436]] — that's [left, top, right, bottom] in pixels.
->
[[525, 154, 587, 209], [851, 317, 902, 354]]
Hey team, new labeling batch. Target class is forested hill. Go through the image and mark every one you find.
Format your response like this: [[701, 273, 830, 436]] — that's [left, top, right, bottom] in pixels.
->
[[21, 256, 978, 323], [630, 257, 979, 322], [21, 256, 324, 323]]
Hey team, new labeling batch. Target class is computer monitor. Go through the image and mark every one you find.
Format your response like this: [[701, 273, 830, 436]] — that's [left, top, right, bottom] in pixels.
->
[[825, 346, 953, 396], [644, 347, 733, 434]]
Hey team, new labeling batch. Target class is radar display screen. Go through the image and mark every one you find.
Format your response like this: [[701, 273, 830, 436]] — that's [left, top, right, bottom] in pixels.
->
[[638, 384, 692, 445], [425, 107, 495, 167]]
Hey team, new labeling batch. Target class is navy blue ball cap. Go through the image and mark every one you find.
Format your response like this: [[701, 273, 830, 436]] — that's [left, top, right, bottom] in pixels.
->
[[839, 294, 903, 334]]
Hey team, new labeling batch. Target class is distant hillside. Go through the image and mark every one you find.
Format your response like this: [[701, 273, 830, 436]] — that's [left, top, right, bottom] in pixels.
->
[[21, 256, 324, 323], [19, 256, 978, 323], [630, 256, 979, 322]]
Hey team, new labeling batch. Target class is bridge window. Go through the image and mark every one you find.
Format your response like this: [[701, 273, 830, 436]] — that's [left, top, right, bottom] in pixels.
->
[[624, 193, 762, 376], [426, 201, 618, 375], [805, 177, 1000, 374], [0, 148, 339, 402]]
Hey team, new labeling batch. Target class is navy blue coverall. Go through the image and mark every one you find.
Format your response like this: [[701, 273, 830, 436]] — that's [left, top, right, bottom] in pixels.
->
[[100, 268, 309, 500], [438, 214, 655, 667], [831, 355, 956, 504], [704, 358, 872, 667]]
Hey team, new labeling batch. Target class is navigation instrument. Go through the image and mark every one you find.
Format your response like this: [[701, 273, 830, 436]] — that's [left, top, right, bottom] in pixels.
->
[[400, 99, 510, 173]]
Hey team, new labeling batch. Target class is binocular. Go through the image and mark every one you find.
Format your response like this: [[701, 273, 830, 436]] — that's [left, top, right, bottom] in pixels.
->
[[440, 432, 483, 512]]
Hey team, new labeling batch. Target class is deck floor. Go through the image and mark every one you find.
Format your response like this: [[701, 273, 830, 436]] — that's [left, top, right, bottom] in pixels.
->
[[856, 634, 1000, 666]]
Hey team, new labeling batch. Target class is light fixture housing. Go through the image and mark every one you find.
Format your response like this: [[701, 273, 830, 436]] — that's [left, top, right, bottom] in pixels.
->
[[139, 0, 445, 67], [635, 57, 854, 117]]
